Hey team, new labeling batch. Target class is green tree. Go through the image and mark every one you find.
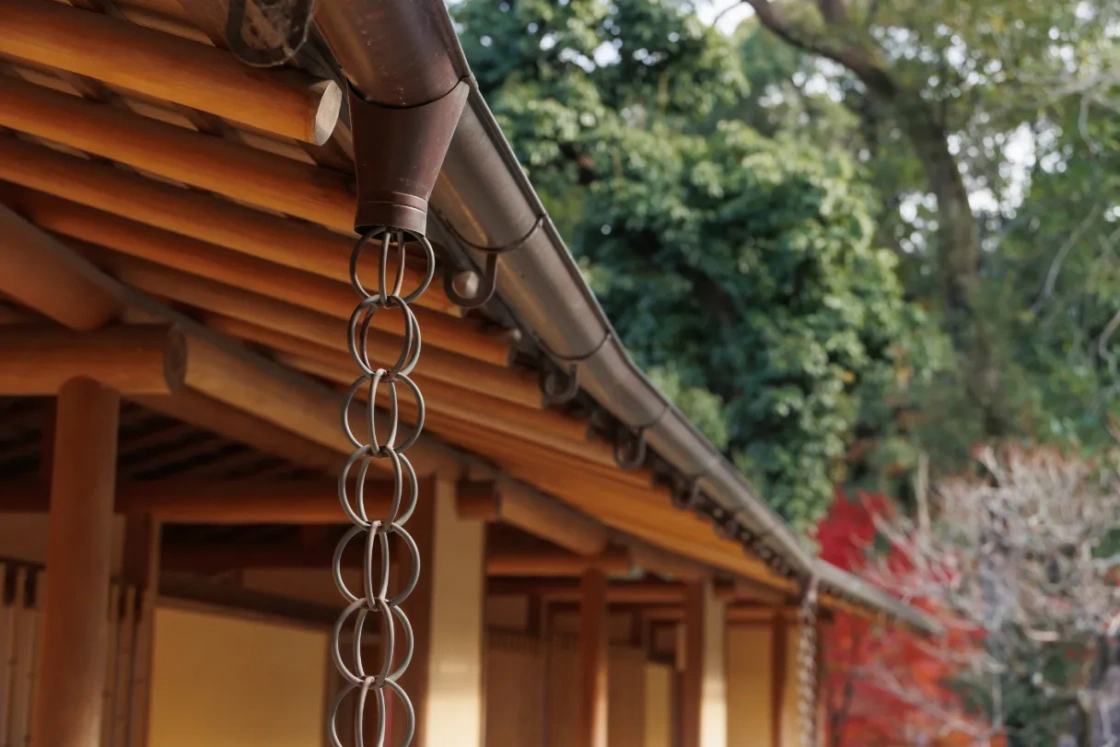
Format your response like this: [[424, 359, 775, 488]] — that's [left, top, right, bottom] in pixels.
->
[[730, 0, 1120, 458], [454, 0, 941, 529], [726, 5, 1120, 743]]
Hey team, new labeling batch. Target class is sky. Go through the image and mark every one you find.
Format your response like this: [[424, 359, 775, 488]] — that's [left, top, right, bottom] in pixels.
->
[[695, 0, 755, 34]]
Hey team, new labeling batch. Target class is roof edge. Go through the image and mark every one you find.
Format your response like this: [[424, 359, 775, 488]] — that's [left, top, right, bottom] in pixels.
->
[[315, 0, 940, 636]]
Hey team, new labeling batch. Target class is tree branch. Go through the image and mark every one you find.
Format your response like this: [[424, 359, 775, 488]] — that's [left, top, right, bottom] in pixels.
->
[[1032, 204, 1101, 313], [816, 0, 847, 25], [740, 0, 898, 98]]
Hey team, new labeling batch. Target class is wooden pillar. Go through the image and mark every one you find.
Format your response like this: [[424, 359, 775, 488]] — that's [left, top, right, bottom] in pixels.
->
[[395, 478, 487, 747], [576, 568, 608, 747], [681, 581, 727, 747], [122, 514, 161, 747], [770, 615, 789, 747], [32, 378, 120, 747], [700, 583, 728, 747], [681, 583, 703, 747]]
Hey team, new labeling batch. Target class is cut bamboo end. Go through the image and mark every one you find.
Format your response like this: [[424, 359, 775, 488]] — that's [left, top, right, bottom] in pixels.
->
[[310, 79, 344, 146]]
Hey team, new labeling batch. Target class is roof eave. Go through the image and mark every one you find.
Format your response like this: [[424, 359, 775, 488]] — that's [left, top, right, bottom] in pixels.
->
[[314, 0, 940, 635]]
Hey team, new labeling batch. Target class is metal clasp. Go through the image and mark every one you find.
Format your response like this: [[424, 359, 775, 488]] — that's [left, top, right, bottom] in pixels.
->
[[440, 215, 546, 309]]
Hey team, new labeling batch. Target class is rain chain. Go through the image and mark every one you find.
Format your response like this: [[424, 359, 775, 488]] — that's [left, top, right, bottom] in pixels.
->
[[796, 575, 821, 747], [329, 228, 436, 747]]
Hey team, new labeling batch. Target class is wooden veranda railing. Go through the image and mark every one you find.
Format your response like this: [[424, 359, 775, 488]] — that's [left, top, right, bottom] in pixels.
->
[[0, 557, 151, 747]]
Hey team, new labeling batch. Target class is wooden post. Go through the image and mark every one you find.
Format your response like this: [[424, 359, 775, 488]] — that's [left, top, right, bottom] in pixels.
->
[[32, 378, 120, 747], [771, 614, 789, 747], [681, 583, 704, 747], [576, 568, 608, 747], [395, 478, 487, 747], [700, 583, 727, 747], [121, 515, 160, 747], [682, 581, 728, 747]]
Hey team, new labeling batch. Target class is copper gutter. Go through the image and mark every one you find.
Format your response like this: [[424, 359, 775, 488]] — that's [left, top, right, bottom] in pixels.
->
[[314, 0, 938, 633]]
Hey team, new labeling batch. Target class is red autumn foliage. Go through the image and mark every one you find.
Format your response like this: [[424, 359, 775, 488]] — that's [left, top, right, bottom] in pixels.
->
[[816, 490, 996, 747]]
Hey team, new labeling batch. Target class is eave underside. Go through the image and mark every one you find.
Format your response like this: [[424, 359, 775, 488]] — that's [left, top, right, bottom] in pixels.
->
[[0, 0, 894, 624]]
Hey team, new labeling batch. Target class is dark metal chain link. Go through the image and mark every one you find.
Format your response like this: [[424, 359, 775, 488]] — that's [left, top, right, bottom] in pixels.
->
[[796, 576, 820, 747], [669, 478, 820, 744], [329, 228, 436, 747]]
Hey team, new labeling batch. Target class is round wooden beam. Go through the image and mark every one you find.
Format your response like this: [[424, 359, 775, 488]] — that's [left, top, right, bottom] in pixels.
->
[[0, 202, 123, 330], [0, 324, 182, 395], [7, 189, 465, 339], [170, 333, 459, 477], [0, 145, 460, 315], [486, 548, 632, 577], [204, 314, 542, 410], [0, 0, 341, 144], [488, 579, 687, 605], [458, 481, 610, 557], [132, 391, 346, 476], [276, 351, 603, 463], [0, 75, 353, 229], [76, 245, 511, 367], [122, 479, 390, 523]]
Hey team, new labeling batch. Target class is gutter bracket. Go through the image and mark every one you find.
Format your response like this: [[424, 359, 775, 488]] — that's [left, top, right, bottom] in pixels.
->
[[670, 478, 703, 511], [440, 215, 546, 309], [613, 427, 648, 470], [537, 332, 611, 406], [541, 363, 580, 406], [612, 404, 668, 470]]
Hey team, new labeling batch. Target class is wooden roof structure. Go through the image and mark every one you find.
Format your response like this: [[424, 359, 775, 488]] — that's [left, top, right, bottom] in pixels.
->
[[0, 0, 933, 632]]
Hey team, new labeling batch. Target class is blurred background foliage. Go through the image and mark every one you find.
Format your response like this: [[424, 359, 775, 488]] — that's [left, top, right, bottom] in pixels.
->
[[452, 0, 1120, 535]]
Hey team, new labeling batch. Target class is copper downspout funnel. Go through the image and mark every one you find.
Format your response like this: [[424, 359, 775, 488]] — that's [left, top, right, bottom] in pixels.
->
[[347, 82, 468, 235]]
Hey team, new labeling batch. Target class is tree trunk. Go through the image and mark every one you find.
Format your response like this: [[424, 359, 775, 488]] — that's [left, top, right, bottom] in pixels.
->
[[899, 101, 1007, 433], [741, 3, 1007, 435]]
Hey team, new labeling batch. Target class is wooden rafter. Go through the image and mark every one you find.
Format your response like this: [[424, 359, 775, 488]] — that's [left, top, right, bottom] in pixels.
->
[[0, 139, 461, 314], [458, 480, 611, 556], [0, 324, 181, 395], [133, 391, 346, 476], [0, 75, 353, 227], [488, 579, 687, 605], [205, 314, 541, 409], [0, 202, 123, 330], [0, 0, 341, 144], [0, 478, 395, 522], [0, 212, 460, 477], [80, 247, 506, 366]]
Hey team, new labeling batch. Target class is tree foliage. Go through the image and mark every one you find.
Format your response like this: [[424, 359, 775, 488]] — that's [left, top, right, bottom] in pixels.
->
[[455, 1, 1120, 741], [734, 0, 1120, 468], [454, 0, 939, 528], [822, 449, 1120, 747], [818, 490, 993, 746]]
